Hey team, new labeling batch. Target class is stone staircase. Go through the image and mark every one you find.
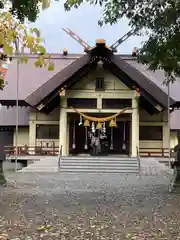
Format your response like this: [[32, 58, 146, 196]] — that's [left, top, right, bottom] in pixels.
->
[[18, 156, 59, 172], [59, 156, 139, 173], [18, 155, 139, 173]]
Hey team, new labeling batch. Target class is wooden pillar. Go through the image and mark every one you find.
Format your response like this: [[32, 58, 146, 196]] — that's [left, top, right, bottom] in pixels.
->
[[66, 120, 70, 155], [59, 96, 67, 156], [29, 121, 36, 154], [131, 97, 139, 157], [163, 122, 169, 149]]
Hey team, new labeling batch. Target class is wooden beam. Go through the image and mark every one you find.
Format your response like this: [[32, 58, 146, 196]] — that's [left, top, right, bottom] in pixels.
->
[[37, 103, 45, 111], [66, 108, 133, 113], [66, 90, 136, 99]]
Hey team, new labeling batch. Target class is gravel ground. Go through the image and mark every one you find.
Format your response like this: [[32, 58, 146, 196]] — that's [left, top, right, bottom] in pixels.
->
[[0, 172, 180, 239]]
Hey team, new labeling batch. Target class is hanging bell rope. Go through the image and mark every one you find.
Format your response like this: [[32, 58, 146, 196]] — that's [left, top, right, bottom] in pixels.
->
[[109, 119, 117, 128], [96, 122, 102, 129], [72, 119, 76, 149], [84, 119, 90, 127], [72, 107, 132, 122]]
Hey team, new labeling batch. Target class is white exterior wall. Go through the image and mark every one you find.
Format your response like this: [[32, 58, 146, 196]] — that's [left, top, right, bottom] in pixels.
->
[[28, 107, 60, 148], [171, 132, 178, 148], [71, 69, 130, 91], [139, 109, 164, 150], [13, 127, 29, 146]]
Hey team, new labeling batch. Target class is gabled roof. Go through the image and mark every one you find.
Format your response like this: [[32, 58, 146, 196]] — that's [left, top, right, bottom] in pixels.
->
[[25, 53, 91, 107], [0, 49, 180, 129], [1, 50, 179, 110], [24, 45, 175, 110], [109, 54, 172, 108], [127, 60, 180, 102], [1, 54, 79, 101], [0, 106, 29, 126]]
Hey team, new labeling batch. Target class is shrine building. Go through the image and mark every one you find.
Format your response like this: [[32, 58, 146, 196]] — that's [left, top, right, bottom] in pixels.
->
[[0, 39, 180, 158]]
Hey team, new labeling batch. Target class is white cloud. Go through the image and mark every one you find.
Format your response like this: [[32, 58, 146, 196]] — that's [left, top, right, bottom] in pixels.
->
[[29, 1, 147, 53]]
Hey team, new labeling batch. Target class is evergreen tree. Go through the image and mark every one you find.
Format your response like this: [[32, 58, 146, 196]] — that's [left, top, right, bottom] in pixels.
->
[[65, 0, 180, 81]]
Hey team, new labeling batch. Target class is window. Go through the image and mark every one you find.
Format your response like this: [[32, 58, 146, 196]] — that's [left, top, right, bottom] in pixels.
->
[[67, 98, 97, 109], [95, 77, 104, 91], [102, 99, 132, 109], [139, 126, 162, 141], [36, 125, 59, 139]]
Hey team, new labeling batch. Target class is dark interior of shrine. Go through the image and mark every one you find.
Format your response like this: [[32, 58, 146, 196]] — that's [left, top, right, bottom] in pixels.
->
[[68, 114, 131, 156]]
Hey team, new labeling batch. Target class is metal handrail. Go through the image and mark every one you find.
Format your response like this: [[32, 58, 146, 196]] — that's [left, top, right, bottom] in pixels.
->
[[137, 146, 141, 173], [58, 145, 62, 170]]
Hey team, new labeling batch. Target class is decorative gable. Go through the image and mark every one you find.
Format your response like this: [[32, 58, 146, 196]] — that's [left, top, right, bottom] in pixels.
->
[[70, 69, 130, 91]]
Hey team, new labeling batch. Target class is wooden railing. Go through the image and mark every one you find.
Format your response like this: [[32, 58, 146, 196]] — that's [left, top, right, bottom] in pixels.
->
[[4, 145, 174, 158], [139, 148, 173, 158], [137, 146, 141, 173], [4, 145, 59, 156], [58, 145, 62, 169]]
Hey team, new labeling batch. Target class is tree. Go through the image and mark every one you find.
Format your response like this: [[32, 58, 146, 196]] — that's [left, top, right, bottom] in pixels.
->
[[0, 0, 50, 22], [64, 0, 180, 82], [0, 2, 54, 89]]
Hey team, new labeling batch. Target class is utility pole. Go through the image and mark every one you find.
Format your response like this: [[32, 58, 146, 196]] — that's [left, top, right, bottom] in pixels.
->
[[15, 38, 19, 172], [167, 78, 171, 168]]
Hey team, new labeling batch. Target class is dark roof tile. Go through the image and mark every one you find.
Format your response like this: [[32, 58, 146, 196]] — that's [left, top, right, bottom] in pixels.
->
[[0, 106, 29, 126], [1, 56, 77, 101], [111, 55, 175, 107], [127, 60, 180, 102], [25, 54, 90, 106], [1, 53, 180, 129]]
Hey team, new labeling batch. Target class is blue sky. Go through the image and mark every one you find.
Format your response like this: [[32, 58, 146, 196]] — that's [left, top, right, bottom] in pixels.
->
[[30, 1, 147, 54]]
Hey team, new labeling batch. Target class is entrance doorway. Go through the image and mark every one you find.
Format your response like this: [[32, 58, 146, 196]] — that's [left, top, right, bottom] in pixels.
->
[[69, 119, 130, 155], [107, 121, 130, 155], [69, 120, 89, 154]]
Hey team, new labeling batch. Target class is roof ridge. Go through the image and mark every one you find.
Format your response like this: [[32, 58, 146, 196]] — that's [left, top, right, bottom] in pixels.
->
[[10, 53, 84, 60], [9, 53, 135, 60]]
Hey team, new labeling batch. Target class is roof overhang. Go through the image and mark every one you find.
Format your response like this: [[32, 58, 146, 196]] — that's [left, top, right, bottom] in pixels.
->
[[171, 101, 180, 109], [0, 100, 28, 107], [25, 44, 175, 114]]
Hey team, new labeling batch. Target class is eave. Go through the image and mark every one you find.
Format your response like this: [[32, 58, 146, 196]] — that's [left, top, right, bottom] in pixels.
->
[[0, 100, 28, 107], [25, 44, 175, 114]]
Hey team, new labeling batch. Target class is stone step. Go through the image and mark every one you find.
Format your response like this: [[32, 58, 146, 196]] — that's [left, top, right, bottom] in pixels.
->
[[20, 167, 138, 173], [21, 166, 138, 172], [27, 165, 138, 170], [33, 159, 58, 162], [61, 157, 137, 161], [20, 169, 138, 173], [60, 161, 138, 165], [19, 168, 59, 173], [60, 168, 137, 171], [29, 162, 58, 166], [60, 165, 138, 169], [60, 163, 138, 166], [19, 155, 139, 173], [59, 169, 138, 173], [60, 160, 137, 164], [20, 165, 58, 168]]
